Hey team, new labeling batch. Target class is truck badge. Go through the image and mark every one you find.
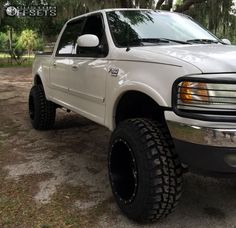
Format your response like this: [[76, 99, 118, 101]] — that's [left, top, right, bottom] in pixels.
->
[[109, 68, 119, 77]]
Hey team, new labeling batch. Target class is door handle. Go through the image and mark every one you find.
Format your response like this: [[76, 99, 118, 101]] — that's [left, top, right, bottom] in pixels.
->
[[53, 62, 57, 67], [72, 65, 79, 70]]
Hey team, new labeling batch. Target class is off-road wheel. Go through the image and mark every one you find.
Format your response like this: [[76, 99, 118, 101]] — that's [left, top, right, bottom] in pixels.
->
[[108, 118, 183, 223], [29, 85, 56, 130]]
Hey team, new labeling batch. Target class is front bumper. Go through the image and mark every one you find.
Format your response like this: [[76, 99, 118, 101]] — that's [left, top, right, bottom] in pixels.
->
[[165, 112, 236, 174]]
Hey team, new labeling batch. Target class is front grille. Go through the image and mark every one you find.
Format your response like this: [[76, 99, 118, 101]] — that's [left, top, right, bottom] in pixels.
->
[[172, 77, 236, 122]]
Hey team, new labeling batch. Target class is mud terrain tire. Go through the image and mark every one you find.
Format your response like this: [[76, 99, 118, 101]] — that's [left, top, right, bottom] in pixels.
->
[[29, 85, 56, 130], [108, 118, 183, 223]]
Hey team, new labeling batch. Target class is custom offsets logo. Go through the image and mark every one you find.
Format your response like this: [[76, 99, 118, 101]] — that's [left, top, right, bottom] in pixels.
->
[[5, 0, 57, 17]]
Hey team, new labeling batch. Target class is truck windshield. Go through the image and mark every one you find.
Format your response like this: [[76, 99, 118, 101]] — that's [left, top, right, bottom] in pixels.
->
[[106, 10, 220, 47]]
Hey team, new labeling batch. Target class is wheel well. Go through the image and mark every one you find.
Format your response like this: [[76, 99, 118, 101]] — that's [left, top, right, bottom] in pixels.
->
[[115, 91, 166, 125], [34, 75, 42, 85]]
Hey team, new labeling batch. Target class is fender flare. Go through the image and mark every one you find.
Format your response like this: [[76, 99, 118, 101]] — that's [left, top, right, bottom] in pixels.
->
[[108, 82, 168, 130]]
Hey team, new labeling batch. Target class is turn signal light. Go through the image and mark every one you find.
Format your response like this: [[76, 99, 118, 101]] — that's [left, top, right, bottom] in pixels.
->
[[180, 81, 209, 103]]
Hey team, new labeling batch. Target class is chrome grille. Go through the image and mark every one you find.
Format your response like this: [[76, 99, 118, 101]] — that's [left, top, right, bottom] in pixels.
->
[[172, 78, 236, 122]]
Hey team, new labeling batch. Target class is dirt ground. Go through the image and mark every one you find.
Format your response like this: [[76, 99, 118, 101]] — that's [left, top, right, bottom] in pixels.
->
[[1, 67, 236, 228]]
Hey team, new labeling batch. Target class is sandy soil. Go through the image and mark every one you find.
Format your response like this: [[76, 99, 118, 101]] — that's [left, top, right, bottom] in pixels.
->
[[1, 67, 236, 228]]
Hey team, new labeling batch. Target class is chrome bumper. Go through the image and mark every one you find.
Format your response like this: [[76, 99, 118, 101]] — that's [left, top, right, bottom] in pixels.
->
[[165, 112, 236, 173], [166, 121, 236, 148]]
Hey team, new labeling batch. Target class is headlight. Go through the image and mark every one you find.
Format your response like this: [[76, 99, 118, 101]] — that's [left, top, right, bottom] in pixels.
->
[[173, 78, 236, 121]]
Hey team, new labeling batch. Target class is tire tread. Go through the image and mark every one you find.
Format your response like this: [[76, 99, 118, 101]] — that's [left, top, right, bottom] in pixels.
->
[[29, 85, 56, 130]]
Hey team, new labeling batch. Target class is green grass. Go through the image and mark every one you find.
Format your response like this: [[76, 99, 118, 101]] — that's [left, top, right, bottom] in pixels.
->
[[0, 53, 10, 58], [0, 58, 33, 68], [0, 53, 35, 59], [0, 52, 34, 67]]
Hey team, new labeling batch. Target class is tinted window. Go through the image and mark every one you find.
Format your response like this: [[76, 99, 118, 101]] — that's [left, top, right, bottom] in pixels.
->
[[57, 19, 85, 56], [76, 14, 108, 57], [106, 10, 219, 47]]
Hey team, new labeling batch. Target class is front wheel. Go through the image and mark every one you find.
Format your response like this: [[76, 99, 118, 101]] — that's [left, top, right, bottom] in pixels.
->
[[29, 85, 56, 130], [108, 119, 183, 223]]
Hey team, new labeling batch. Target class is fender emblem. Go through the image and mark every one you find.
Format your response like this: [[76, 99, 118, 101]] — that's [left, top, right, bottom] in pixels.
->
[[109, 68, 119, 77]]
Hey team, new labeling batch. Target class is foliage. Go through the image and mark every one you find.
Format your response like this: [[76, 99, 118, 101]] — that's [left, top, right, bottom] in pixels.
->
[[186, 0, 236, 43], [0, 0, 235, 51], [0, 28, 41, 65], [0, 32, 8, 51], [17, 29, 39, 55]]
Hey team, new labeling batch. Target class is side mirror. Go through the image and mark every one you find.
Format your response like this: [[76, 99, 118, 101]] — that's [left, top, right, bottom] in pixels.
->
[[222, 38, 231, 45], [77, 34, 99, 48]]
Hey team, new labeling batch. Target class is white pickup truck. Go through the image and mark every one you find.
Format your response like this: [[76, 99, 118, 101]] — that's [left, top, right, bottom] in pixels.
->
[[29, 8, 236, 223]]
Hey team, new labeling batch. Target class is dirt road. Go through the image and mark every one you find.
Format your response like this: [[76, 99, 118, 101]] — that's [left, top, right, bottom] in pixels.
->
[[0, 67, 236, 227]]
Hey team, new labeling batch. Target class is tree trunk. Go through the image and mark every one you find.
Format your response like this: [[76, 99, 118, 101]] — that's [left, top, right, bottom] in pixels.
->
[[120, 0, 133, 8], [8, 28, 13, 64], [167, 0, 173, 10], [138, 0, 148, 8], [208, 0, 214, 31], [175, 0, 206, 12]]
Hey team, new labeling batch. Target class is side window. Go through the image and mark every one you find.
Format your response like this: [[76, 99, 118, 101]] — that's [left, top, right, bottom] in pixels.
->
[[76, 14, 108, 57], [56, 18, 85, 56]]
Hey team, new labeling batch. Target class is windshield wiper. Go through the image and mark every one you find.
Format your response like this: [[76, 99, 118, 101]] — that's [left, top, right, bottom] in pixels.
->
[[124, 38, 189, 49], [133, 38, 190, 44], [124, 38, 168, 51], [158, 38, 190, 44], [187, 39, 220, 44], [130, 38, 169, 44]]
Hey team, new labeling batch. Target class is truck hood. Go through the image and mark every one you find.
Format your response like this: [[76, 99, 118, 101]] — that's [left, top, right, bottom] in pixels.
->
[[133, 44, 236, 73]]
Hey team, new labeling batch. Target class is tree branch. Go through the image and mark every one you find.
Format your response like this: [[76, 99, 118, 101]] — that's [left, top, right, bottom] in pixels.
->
[[156, 0, 165, 9], [175, 0, 206, 12]]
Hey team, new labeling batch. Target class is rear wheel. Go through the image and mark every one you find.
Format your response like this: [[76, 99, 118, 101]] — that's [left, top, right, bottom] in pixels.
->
[[29, 85, 56, 130], [108, 118, 183, 223]]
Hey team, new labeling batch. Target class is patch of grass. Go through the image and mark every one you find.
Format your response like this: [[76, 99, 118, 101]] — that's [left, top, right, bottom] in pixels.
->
[[0, 174, 102, 227], [0, 53, 10, 58], [40, 225, 51, 228], [0, 118, 26, 164], [0, 53, 34, 58], [1, 119, 21, 138], [0, 90, 112, 227], [89, 199, 111, 217], [0, 54, 34, 67], [0, 59, 33, 68]]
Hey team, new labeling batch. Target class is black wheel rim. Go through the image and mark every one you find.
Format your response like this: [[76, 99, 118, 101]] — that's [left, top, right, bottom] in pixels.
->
[[109, 138, 138, 204], [29, 95, 35, 120]]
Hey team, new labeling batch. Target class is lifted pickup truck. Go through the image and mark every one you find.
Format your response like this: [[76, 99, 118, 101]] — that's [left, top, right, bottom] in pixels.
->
[[29, 9, 236, 223]]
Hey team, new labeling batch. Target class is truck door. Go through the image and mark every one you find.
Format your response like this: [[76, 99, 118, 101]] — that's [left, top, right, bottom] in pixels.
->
[[66, 13, 109, 125], [49, 18, 85, 104]]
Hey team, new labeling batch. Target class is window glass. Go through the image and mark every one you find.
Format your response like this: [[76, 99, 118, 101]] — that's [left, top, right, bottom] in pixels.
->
[[76, 14, 108, 57], [106, 10, 219, 47], [57, 19, 85, 55]]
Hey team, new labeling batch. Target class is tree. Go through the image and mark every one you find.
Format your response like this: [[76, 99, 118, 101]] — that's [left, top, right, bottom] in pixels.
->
[[156, 0, 165, 9], [17, 29, 38, 56], [119, 0, 133, 8], [0, 0, 235, 46], [0, 32, 8, 51], [175, 0, 206, 12]]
